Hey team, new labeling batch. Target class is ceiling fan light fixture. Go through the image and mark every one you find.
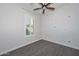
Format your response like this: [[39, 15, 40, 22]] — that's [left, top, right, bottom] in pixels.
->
[[33, 3, 55, 14]]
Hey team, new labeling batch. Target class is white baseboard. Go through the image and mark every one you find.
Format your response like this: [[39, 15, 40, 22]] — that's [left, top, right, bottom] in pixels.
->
[[44, 39, 79, 50], [1, 38, 79, 55], [0, 39, 41, 56]]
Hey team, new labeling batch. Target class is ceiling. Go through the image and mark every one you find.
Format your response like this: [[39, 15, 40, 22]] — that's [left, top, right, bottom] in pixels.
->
[[0, 3, 70, 15], [20, 3, 70, 16]]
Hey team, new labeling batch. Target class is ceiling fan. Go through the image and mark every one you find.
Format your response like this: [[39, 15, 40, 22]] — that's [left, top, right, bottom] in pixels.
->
[[33, 3, 55, 14]]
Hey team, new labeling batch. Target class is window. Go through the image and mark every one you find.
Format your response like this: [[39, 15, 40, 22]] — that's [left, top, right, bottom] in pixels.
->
[[24, 14, 34, 37], [26, 18, 34, 36]]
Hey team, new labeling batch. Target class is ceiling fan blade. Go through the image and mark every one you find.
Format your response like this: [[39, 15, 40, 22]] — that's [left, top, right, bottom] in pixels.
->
[[34, 8, 42, 11], [47, 7, 55, 10], [42, 9, 45, 14], [46, 3, 52, 6], [39, 3, 43, 6]]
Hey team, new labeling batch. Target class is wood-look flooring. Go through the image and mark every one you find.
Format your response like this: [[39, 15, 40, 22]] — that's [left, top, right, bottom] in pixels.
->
[[2, 39, 79, 56]]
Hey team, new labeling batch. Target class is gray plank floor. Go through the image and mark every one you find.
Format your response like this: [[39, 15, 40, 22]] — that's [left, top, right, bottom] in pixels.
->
[[1, 39, 79, 56]]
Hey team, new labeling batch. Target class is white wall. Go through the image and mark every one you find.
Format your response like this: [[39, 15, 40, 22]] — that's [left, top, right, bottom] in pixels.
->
[[1, 3, 79, 55], [0, 3, 41, 55], [41, 4, 79, 49]]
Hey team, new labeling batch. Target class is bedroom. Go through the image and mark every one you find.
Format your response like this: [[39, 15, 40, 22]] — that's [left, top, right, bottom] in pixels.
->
[[0, 3, 79, 56]]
